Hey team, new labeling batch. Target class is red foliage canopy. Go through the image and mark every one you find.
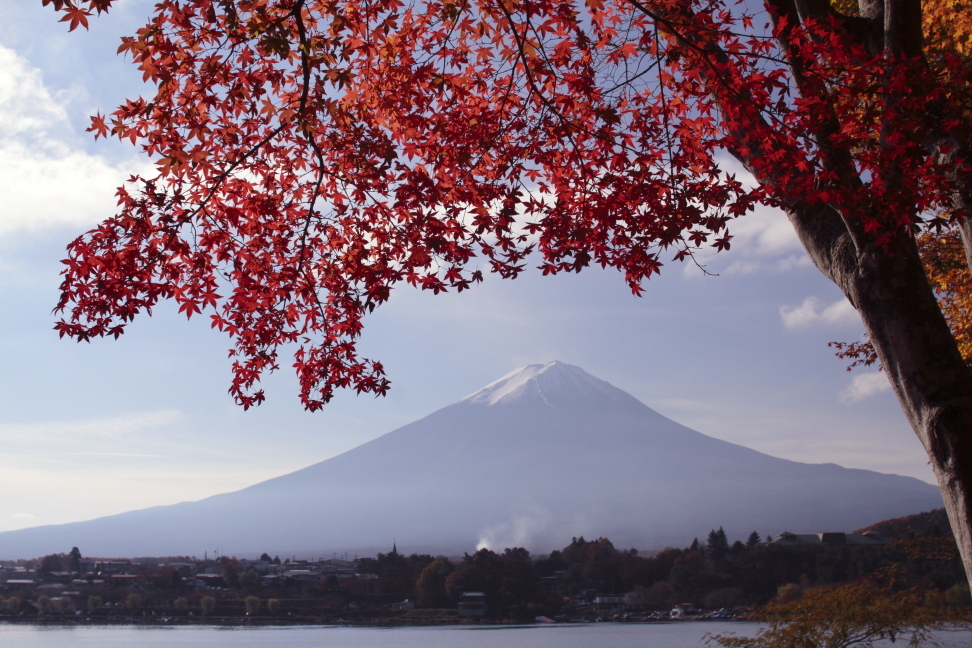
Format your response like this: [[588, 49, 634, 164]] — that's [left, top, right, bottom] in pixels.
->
[[45, 0, 972, 409]]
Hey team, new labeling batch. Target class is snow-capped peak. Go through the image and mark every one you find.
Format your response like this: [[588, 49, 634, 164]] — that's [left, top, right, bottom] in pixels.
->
[[459, 361, 626, 407]]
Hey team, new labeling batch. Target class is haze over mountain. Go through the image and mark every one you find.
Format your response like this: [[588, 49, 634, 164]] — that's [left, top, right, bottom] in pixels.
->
[[0, 362, 942, 558]]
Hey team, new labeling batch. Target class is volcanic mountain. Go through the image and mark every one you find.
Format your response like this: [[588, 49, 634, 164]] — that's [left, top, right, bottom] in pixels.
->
[[0, 362, 943, 558]]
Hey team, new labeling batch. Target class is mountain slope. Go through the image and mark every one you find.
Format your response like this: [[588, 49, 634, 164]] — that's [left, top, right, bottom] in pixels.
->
[[0, 362, 942, 558]]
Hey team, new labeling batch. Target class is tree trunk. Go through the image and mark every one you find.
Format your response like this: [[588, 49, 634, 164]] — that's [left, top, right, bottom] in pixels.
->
[[727, 0, 972, 588], [784, 200, 972, 587], [676, 0, 972, 586]]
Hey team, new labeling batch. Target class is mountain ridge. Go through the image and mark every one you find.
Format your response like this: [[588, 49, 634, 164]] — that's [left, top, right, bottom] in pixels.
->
[[0, 361, 942, 558]]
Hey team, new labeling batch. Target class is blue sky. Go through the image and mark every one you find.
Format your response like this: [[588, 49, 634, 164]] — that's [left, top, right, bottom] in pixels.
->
[[0, 1, 934, 535]]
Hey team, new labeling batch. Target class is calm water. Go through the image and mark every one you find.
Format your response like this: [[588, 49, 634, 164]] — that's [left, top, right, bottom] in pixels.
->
[[1, 622, 970, 648]]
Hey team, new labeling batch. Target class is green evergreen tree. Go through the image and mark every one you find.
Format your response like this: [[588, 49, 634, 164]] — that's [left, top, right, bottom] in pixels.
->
[[708, 527, 730, 561]]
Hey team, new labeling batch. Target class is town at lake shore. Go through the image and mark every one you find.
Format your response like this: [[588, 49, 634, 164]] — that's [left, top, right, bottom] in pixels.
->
[[1, 510, 968, 626]]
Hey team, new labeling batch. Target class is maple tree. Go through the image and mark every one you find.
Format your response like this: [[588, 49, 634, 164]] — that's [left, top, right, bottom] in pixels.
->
[[708, 570, 953, 648], [42, 0, 972, 588], [830, 0, 972, 369]]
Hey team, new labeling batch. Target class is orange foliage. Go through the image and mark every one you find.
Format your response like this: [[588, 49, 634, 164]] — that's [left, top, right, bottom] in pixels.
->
[[924, 0, 972, 60], [918, 228, 972, 363], [919, 1, 972, 362], [709, 570, 960, 648]]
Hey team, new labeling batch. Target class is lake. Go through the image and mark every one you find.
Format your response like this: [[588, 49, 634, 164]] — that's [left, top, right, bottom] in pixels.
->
[[1, 622, 971, 648]]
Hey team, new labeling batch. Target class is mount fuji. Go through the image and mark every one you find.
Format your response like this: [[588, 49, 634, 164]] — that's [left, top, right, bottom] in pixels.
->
[[0, 361, 943, 558]]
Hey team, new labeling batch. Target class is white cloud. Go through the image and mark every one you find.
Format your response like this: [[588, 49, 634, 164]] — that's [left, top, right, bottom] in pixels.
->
[[0, 48, 67, 139], [780, 296, 859, 329], [713, 155, 805, 257], [682, 158, 809, 277], [0, 410, 183, 445], [777, 254, 812, 271], [723, 260, 760, 275], [10, 513, 35, 520], [0, 44, 141, 236], [840, 371, 892, 403], [729, 204, 802, 257]]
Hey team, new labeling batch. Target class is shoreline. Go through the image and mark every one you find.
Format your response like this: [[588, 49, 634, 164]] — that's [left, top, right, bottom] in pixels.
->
[[0, 616, 745, 629]]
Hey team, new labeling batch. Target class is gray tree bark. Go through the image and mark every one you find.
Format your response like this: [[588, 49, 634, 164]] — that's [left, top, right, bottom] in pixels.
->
[[772, 0, 972, 588], [786, 201, 972, 590]]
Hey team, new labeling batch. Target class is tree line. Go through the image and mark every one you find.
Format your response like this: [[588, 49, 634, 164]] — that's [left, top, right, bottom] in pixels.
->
[[350, 527, 969, 618], [5, 521, 969, 622]]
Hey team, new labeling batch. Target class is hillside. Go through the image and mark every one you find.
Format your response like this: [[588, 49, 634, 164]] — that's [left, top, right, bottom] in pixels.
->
[[856, 508, 954, 539]]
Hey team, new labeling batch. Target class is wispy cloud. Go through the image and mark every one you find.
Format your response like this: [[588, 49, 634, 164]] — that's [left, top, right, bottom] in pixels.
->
[[10, 513, 35, 520], [780, 297, 859, 329], [777, 255, 812, 271], [840, 372, 892, 403], [0, 410, 183, 445]]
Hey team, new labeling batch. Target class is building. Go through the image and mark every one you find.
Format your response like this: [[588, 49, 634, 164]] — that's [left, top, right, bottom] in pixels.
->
[[593, 595, 627, 612], [458, 591, 487, 618]]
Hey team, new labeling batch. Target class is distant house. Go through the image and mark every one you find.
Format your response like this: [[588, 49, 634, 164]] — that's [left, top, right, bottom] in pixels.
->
[[458, 591, 487, 618], [78, 558, 98, 574], [45, 571, 75, 583], [593, 595, 627, 612], [769, 531, 889, 546], [671, 603, 698, 619], [281, 569, 324, 583], [97, 560, 136, 576], [238, 559, 271, 573], [163, 562, 198, 577]]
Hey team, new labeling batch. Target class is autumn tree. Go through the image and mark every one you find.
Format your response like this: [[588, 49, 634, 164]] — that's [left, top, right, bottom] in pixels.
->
[[416, 557, 455, 607], [86, 594, 102, 613], [200, 595, 217, 616], [4, 596, 21, 615], [708, 573, 951, 648], [125, 593, 142, 611], [240, 567, 262, 592], [42, 0, 972, 589], [219, 556, 241, 589], [244, 595, 261, 615]]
